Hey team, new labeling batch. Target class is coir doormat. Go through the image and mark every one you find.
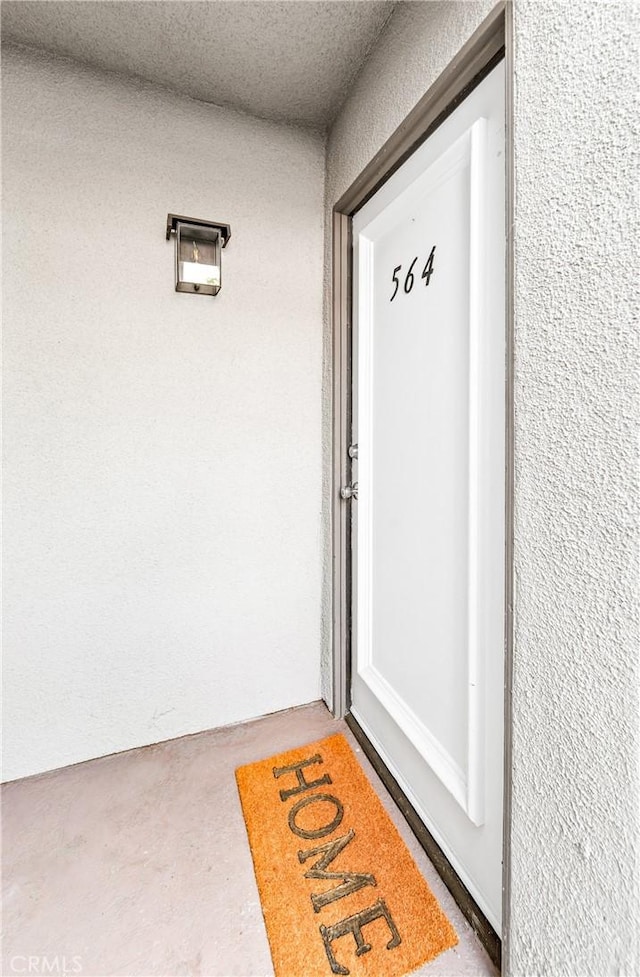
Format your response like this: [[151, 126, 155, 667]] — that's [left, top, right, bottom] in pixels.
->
[[235, 733, 457, 977]]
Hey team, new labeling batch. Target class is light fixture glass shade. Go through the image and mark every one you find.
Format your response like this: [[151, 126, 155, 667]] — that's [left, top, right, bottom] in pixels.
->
[[167, 214, 230, 296], [176, 221, 222, 295], [179, 261, 220, 287]]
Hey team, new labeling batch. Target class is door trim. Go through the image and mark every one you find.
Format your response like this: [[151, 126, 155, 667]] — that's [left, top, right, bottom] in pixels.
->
[[330, 1, 514, 969]]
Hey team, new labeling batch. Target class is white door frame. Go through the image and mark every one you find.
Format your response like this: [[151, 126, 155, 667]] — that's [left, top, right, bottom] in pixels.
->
[[330, 2, 514, 969]]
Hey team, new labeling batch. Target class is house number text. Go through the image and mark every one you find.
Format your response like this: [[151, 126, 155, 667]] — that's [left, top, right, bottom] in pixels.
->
[[390, 246, 436, 302]]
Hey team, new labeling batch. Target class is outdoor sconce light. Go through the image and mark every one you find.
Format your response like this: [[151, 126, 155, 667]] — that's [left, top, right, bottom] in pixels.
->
[[166, 214, 231, 295]]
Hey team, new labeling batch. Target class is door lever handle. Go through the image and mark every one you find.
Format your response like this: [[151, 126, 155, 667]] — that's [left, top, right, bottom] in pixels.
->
[[340, 482, 358, 501]]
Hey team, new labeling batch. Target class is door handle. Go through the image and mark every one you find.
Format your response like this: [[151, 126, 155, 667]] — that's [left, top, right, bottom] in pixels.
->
[[340, 482, 358, 501]]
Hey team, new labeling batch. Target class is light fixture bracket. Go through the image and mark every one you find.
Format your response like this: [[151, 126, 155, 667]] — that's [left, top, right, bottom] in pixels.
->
[[166, 214, 231, 246]]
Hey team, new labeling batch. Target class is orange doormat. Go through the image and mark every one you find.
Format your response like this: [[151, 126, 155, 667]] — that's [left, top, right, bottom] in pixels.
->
[[235, 733, 457, 977]]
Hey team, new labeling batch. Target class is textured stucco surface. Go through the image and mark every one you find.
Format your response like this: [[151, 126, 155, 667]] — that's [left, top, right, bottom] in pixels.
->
[[323, 1, 639, 974], [508, 3, 639, 975], [321, 0, 494, 704], [2, 44, 325, 781], [1, 0, 395, 129]]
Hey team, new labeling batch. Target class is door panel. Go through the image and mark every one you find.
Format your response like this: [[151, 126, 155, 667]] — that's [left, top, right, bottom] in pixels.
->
[[350, 61, 505, 932]]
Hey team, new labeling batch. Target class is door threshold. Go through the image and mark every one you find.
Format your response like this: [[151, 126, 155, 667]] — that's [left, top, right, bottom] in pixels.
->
[[345, 713, 501, 972]]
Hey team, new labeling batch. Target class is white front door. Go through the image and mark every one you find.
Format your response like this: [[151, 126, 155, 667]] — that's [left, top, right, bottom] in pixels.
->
[[349, 61, 506, 933]]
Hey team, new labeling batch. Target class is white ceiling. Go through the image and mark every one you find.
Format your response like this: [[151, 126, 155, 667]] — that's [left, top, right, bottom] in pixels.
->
[[1, 0, 397, 129]]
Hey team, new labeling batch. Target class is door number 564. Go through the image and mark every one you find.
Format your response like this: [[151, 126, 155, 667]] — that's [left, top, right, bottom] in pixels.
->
[[390, 246, 436, 302]]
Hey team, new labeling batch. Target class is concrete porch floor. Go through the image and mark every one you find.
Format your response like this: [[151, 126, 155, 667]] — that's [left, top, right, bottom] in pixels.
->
[[2, 701, 498, 977]]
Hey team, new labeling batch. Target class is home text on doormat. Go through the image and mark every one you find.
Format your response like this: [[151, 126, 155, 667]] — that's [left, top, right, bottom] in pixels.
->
[[235, 733, 457, 977]]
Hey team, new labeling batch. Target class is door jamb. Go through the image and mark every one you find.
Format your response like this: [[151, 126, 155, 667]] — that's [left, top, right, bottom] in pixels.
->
[[330, 0, 514, 968]]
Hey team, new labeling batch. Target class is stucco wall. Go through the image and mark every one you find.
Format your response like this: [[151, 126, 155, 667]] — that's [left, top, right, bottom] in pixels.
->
[[324, 2, 639, 975], [509, 2, 639, 975], [2, 43, 325, 782]]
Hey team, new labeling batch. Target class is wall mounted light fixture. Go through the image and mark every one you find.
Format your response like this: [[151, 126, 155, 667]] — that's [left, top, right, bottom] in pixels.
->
[[166, 214, 231, 295]]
